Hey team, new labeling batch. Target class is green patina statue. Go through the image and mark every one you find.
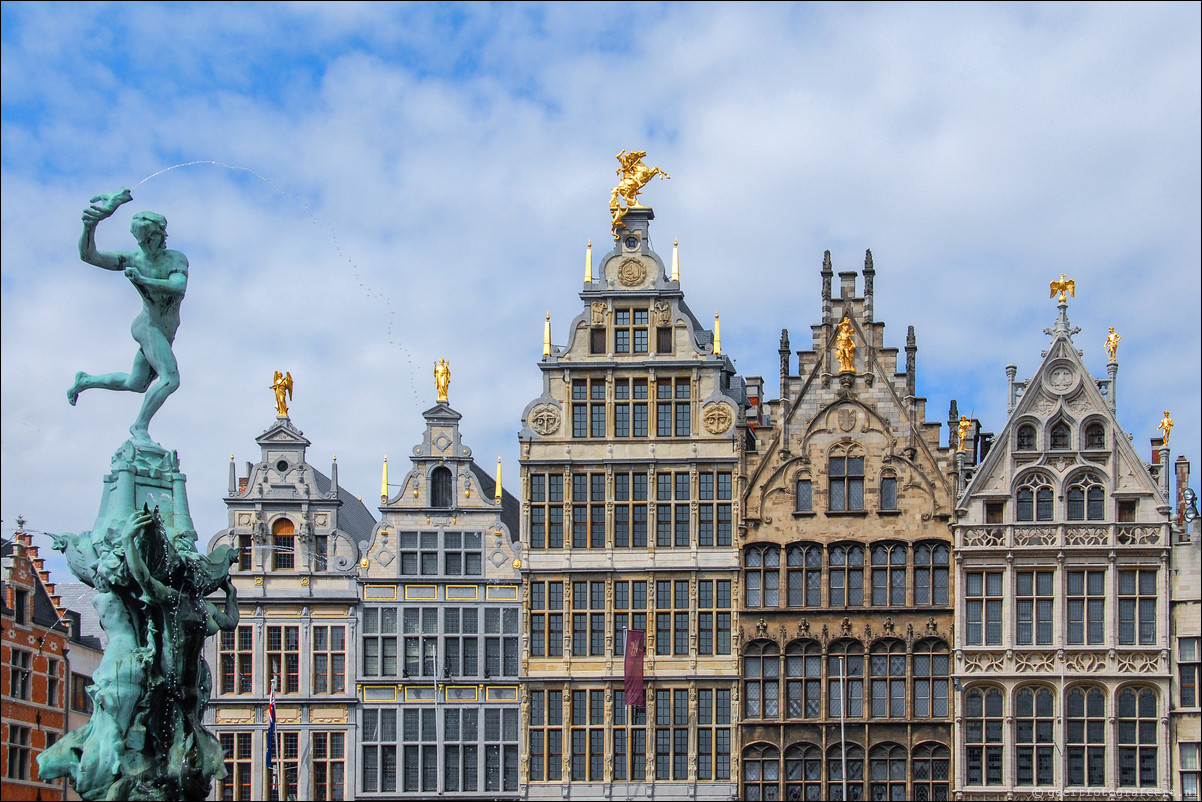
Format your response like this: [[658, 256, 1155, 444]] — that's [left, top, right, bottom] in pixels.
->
[[39, 191, 238, 801]]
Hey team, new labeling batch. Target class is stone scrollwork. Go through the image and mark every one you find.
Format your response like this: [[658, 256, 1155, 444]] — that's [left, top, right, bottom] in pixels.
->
[[963, 527, 1005, 547], [1014, 527, 1056, 547], [1014, 652, 1056, 673], [962, 653, 1004, 673], [529, 404, 561, 436], [702, 403, 734, 435], [617, 257, 647, 287], [1116, 526, 1161, 546], [1064, 651, 1107, 673], [1064, 526, 1108, 546], [1116, 651, 1160, 674]]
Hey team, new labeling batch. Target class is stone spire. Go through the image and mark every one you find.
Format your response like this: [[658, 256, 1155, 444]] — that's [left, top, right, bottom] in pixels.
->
[[863, 249, 875, 322]]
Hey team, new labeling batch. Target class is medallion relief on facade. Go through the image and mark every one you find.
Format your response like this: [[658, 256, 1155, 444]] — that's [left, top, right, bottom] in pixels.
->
[[702, 403, 734, 434], [529, 404, 561, 436], [1042, 362, 1080, 396], [617, 257, 647, 287]]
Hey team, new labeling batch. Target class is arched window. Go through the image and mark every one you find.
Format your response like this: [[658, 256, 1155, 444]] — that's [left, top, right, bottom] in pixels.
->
[[826, 744, 864, 801], [1016, 424, 1037, 451], [784, 744, 822, 801], [1050, 421, 1071, 449], [911, 743, 950, 801], [914, 543, 950, 606], [913, 639, 950, 719], [787, 544, 822, 607], [1016, 686, 1055, 786], [829, 544, 864, 607], [272, 518, 295, 571], [742, 743, 780, 801], [430, 466, 453, 508], [745, 545, 780, 608], [1017, 474, 1054, 521], [871, 544, 907, 606], [829, 445, 865, 511], [1085, 422, 1105, 450], [869, 743, 907, 801], [828, 640, 864, 718], [785, 640, 821, 720], [744, 641, 780, 719], [1066, 686, 1106, 787], [870, 640, 907, 718], [1118, 687, 1158, 788], [879, 471, 898, 511], [795, 475, 813, 513], [965, 687, 1004, 786], [1067, 473, 1105, 521]]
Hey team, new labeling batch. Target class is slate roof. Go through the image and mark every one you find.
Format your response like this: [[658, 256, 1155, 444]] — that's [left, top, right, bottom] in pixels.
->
[[467, 460, 521, 540], [313, 469, 378, 548]]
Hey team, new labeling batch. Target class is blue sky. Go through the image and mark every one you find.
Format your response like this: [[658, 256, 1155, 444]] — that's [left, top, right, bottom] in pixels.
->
[[3, 2, 1199, 578]]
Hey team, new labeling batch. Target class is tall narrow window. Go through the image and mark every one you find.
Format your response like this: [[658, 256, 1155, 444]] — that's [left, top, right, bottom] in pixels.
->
[[914, 543, 950, 605], [869, 743, 907, 801], [912, 743, 951, 801], [612, 690, 647, 781], [826, 744, 865, 801], [267, 625, 300, 693], [785, 744, 822, 801], [5, 724, 30, 781], [272, 518, 295, 570], [218, 732, 253, 800], [829, 544, 864, 607], [1118, 687, 1158, 787], [1067, 569, 1105, 645], [743, 744, 780, 801], [745, 545, 780, 608], [219, 626, 253, 694], [827, 640, 864, 718], [871, 543, 907, 606], [697, 579, 731, 656], [1017, 474, 1054, 521], [613, 580, 647, 656], [361, 708, 398, 793], [1016, 687, 1055, 785], [785, 640, 821, 719], [787, 544, 822, 607], [912, 639, 950, 718], [1120, 569, 1157, 645], [966, 571, 1003, 645], [1181, 637, 1200, 708], [1017, 570, 1054, 646], [1066, 686, 1106, 787], [965, 687, 1004, 786], [312, 625, 345, 694], [1068, 473, 1105, 520], [744, 641, 780, 719], [829, 447, 865, 511], [698, 470, 733, 547], [870, 640, 907, 718], [430, 466, 453, 508], [1050, 422, 1071, 449], [613, 469, 648, 548], [795, 478, 813, 512], [879, 474, 898, 510]]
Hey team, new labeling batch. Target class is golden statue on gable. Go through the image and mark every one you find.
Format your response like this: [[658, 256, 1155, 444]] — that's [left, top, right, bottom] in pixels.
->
[[271, 370, 292, 417], [1104, 327, 1121, 361], [434, 358, 451, 403], [610, 150, 669, 238], [1050, 273, 1076, 303], [835, 316, 856, 373], [1158, 410, 1173, 445]]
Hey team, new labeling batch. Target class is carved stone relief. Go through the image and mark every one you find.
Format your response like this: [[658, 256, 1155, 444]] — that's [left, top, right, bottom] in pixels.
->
[[617, 257, 647, 287], [529, 404, 561, 436], [702, 403, 733, 435]]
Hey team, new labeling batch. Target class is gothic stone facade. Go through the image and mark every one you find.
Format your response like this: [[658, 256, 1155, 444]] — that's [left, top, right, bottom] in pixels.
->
[[953, 301, 1173, 801], [739, 253, 956, 801], [360, 397, 523, 798], [205, 415, 376, 801], [518, 207, 746, 799]]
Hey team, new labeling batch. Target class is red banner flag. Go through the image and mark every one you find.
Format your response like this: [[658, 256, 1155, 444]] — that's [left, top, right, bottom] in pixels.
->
[[624, 629, 646, 708]]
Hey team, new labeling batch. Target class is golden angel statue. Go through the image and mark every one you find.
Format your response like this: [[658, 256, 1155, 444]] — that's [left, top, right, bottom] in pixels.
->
[[610, 150, 669, 238], [957, 415, 972, 451], [434, 358, 451, 403], [1104, 327, 1121, 361], [271, 370, 293, 417], [1157, 411, 1173, 445], [835, 316, 856, 373], [1050, 273, 1076, 303]]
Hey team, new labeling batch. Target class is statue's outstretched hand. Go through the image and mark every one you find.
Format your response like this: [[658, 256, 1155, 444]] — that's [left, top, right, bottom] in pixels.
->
[[84, 188, 132, 224]]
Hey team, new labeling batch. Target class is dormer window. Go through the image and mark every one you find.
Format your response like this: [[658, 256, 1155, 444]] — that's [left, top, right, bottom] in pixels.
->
[[1085, 423, 1105, 450], [272, 519, 295, 570], [1016, 425, 1037, 451], [1050, 422, 1071, 450], [431, 466, 453, 508]]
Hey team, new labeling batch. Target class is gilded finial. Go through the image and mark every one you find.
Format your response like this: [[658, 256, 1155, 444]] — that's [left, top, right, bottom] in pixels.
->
[[672, 239, 680, 281], [495, 457, 503, 503], [1050, 273, 1076, 304], [1158, 411, 1173, 445], [835, 316, 856, 373], [714, 312, 721, 356], [270, 370, 293, 417], [585, 240, 593, 283], [1104, 327, 1121, 361], [434, 358, 451, 403], [543, 313, 551, 358], [380, 456, 389, 503], [609, 150, 669, 239]]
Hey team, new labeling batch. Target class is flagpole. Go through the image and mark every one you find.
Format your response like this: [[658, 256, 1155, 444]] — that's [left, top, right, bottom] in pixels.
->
[[839, 655, 847, 802]]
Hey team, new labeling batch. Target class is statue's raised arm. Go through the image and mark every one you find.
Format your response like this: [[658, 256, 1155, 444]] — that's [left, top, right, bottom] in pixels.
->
[[79, 189, 133, 270]]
